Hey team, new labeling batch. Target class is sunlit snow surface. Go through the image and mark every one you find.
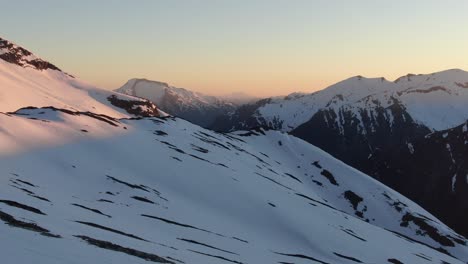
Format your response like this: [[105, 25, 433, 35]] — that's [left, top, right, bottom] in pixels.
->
[[0, 108, 467, 264]]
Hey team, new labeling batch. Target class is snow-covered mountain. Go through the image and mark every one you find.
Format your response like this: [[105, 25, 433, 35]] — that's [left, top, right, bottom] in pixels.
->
[[213, 69, 468, 132], [1, 106, 468, 263], [116, 79, 236, 127], [0, 37, 160, 118], [2, 36, 468, 263], [212, 69, 468, 238]]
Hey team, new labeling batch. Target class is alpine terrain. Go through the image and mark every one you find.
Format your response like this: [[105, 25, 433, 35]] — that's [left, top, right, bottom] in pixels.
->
[[1, 37, 468, 264], [212, 71, 468, 238]]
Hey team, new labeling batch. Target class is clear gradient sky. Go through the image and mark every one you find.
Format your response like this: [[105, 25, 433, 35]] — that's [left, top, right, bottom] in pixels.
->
[[2, 0, 468, 97]]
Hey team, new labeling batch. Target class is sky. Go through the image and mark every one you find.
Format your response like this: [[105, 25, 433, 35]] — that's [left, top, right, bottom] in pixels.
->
[[2, 0, 468, 97]]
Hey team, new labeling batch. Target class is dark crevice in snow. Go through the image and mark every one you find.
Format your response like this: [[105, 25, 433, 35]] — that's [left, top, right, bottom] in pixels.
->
[[283, 173, 302, 183], [14, 179, 37, 187], [312, 180, 323, 186], [141, 214, 225, 237], [255, 172, 293, 191], [333, 252, 363, 263], [295, 193, 337, 211], [171, 156, 182, 162], [71, 203, 111, 218], [387, 258, 404, 264], [106, 175, 150, 193], [387, 229, 455, 258], [192, 134, 231, 150], [154, 130, 168, 136], [75, 221, 148, 241], [187, 249, 243, 264], [13, 106, 121, 127], [413, 253, 432, 261], [0, 210, 60, 238], [29, 194, 51, 202], [312, 161, 322, 169], [166, 256, 185, 263], [131, 196, 155, 204], [232, 237, 249, 243], [75, 235, 173, 263], [340, 228, 367, 242], [188, 154, 211, 163], [177, 238, 238, 255], [191, 144, 209, 153], [10, 185, 32, 195], [273, 252, 330, 264], [0, 200, 46, 215], [97, 199, 114, 203]]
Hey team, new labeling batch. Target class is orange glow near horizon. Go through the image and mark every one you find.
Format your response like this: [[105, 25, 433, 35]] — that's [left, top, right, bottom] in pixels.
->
[[2, 1, 468, 97]]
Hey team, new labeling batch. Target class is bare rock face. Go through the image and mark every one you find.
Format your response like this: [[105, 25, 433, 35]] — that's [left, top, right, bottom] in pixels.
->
[[0, 37, 65, 73], [107, 95, 160, 117]]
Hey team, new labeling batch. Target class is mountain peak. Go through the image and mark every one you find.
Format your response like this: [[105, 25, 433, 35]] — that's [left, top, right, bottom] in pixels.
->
[[0, 37, 66, 74]]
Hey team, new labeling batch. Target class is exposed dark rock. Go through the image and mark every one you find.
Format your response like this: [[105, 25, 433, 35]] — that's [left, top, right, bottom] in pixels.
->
[[320, 169, 338, 186], [107, 95, 160, 117], [0, 37, 65, 73], [400, 213, 455, 247], [343, 191, 363, 210]]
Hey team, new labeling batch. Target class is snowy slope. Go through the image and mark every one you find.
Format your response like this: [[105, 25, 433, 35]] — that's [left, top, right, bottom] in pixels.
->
[[0, 107, 467, 264], [0, 37, 160, 118], [116, 78, 236, 127]]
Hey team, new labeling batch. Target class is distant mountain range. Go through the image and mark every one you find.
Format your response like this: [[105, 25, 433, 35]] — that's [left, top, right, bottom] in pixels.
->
[[1, 36, 468, 263]]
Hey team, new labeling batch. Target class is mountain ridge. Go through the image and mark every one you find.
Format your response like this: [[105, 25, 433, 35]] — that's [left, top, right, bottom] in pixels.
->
[[1, 35, 468, 263], [0, 36, 161, 118]]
